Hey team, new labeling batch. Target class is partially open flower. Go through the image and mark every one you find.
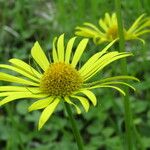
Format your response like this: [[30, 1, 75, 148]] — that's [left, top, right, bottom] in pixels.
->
[[0, 34, 139, 130], [75, 13, 150, 44]]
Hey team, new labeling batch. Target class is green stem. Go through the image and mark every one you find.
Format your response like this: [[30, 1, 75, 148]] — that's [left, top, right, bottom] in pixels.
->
[[64, 102, 84, 150], [115, 0, 133, 150]]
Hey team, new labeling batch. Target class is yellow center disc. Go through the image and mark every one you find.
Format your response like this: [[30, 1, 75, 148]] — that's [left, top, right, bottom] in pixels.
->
[[107, 25, 118, 40], [40, 62, 83, 96]]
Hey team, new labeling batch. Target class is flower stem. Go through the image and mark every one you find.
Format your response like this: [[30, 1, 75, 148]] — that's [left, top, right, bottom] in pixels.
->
[[115, 0, 133, 149], [64, 102, 84, 150]]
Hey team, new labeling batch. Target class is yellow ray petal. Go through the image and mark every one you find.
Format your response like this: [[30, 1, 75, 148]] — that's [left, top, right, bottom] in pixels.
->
[[9, 58, 42, 79], [64, 97, 81, 114], [71, 95, 89, 112], [101, 81, 136, 91], [65, 37, 76, 64], [79, 39, 116, 75], [52, 37, 58, 62], [0, 86, 41, 92], [0, 91, 40, 97], [111, 13, 117, 25], [128, 14, 146, 33], [81, 51, 119, 79], [75, 27, 101, 37], [84, 53, 132, 81], [133, 20, 150, 33], [0, 72, 39, 86], [92, 53, 132, 76], [129, 37, 145, 44], [0, 92, 14, 97], [0, 92, 48, 106], [104, 13, 111, 26], [28, 96, 54, 112], [135, 29, 150, 36], [93, 37, 108, 45], [83, 22, 102, 33], [57, 34, 65, 62], [38, 98, 60, 130], [79, 89, 97, 106], [99, 19, 108, 32], [99, 76, 140, 83], [71, 38, 89, 67], [88, 85, 126, 96], [31, 41, 49, 71], [0, 64, 39, 82]]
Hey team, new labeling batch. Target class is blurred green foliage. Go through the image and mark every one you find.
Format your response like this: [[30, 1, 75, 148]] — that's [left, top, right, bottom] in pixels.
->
[[0, 0, 150, 150]]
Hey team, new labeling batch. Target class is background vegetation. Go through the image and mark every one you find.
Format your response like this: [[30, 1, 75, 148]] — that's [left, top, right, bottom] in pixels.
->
[[0, 0, 150, 149]]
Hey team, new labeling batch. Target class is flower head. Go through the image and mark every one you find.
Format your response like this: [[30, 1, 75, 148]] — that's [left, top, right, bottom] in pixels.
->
[[75, 13, 150, 44], [0, 34, 138, 130]]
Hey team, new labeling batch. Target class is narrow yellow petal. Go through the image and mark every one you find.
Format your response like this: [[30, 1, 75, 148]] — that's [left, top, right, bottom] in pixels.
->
[[0, 86, 41, 92], [133, 20, 150, 33], [99, 19, 108, 31], [93, 53, 132, 75], [64, 97, 81, 114], [88, 85, 126, 96], [104, 13, 111, 26], [79, 39, 116, 75], [84, 52, 132, 81], [52, 37, 58, 62], [71, 96, 89, 112], [99, 76, 140, 83], [9, 58, 42, 78], [101, 81, 136, 91], [111, 13, 117, 26], [0, 64, 39, 82], [80, 90, 97, 106], [28, 96, 54, 112], [57, 34, 65, 62], [38, 98, 60, 130], [71, 38, 89, 67], [31, 41, 49, 71], [83, 22, 102, 33], [0, 92, 14, 97], [0, 72, 39, 86], [130, 37, 145, 44], [135, 29, 150, 36], [128, 14, 146, 33], [0, 92, 48, 106], [0, 91, 42, 97], [81, 51, 119, 79], [93, 37, 108, 45], [65, 37, 76, 64], [75, 27, 101, 37]]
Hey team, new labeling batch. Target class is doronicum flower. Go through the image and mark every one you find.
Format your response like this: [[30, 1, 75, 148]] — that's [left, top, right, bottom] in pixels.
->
[[75, 13, 150, 44], [0, 34, 138, 130]]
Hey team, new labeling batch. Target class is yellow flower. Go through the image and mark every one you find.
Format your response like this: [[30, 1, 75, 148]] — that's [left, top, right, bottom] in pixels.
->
[[0, 34, 138, 130], [75, 13, 150, 44]]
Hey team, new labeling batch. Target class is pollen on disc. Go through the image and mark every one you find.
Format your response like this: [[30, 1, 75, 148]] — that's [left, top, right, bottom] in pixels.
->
[[40, 62, 83, 96]]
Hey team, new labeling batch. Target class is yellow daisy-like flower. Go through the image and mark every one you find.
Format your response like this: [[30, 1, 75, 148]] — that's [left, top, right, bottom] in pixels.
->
[[0, 34, 138, 130], [75, 13, 150, 44]]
